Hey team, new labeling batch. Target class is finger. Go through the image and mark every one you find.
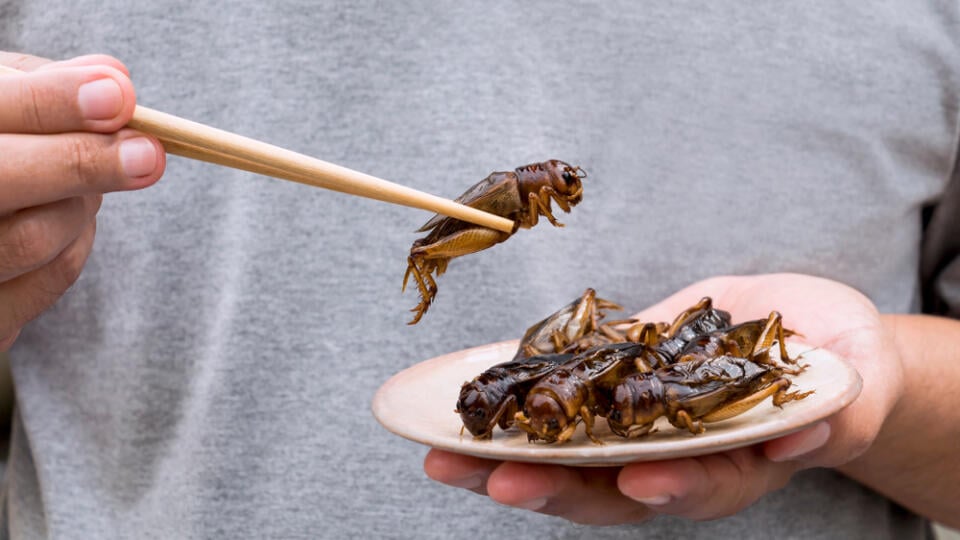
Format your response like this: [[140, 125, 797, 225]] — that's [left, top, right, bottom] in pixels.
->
[[754, 303, 898, 469], [618, 448, 800, 520], [0, 51, 130, 78], [0, 218, 96, 341], [0, 51, 52, 72], [802, 332, 901, 467], [0, 130, 164, 214], [0, 64, 136, 133], [0, 195, 101, 282], [765, 421, 832, 463], [485, 462, 653, 525], [423, 449, 499, 493], [1, 52, 130, 78], [35, 54, 131, 76]]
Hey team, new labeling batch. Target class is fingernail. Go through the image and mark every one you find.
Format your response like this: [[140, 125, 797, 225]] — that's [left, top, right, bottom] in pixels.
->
[[770, 422, 831, 462], [78, 78, 123, 120], [632, 494, 671, 506], [447, 475, 483, 490], [119, 137, 158, 179], [515, 498, 548, 511]]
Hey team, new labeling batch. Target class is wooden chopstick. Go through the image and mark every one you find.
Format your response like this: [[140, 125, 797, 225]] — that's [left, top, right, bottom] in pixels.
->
[[156, 137, 295, 182], [0, 65, 516, 233]]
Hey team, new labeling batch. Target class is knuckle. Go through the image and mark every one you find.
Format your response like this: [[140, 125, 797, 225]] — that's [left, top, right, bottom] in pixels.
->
[[48, 238, 87, 289], [1, 217, 57, 271], [840, 422, 877, 462], [67, 136, 106, 188], [17, 79, 51, 132]]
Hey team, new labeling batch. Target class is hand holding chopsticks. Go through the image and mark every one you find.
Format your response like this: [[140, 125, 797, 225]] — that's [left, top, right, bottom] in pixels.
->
[[0, 64, 515, 233]]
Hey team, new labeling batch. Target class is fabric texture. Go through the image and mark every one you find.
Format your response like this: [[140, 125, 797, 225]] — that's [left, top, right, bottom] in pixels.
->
[[2, 1, 958, 538], [922, 161, 960, 316]]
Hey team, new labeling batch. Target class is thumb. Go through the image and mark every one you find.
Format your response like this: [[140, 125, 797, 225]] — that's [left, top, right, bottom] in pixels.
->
[[764, 421, 832, 465]]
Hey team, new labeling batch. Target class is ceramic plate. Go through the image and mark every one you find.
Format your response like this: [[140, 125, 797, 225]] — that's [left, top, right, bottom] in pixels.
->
[[372, 340, 862, 466]]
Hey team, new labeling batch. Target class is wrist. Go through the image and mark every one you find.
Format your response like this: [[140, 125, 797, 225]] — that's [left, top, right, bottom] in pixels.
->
[[876, 313, 909, 427]]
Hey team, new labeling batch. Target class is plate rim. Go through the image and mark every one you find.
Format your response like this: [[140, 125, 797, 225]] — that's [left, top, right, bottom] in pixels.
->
[[372, 339, 863, 466]]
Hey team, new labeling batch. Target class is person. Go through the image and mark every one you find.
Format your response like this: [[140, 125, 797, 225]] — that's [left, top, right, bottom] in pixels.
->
[[1, 2, 958, 538]]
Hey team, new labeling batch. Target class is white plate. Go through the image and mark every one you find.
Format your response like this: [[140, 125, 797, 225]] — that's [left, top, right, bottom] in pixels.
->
[[372, 340, 862, 466]]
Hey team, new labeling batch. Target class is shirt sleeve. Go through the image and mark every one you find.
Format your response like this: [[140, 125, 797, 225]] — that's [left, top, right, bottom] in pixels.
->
[[920, 158, 960, 318]]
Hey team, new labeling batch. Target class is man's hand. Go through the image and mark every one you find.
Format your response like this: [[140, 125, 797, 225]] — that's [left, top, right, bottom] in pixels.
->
[[0, 52, 165, 350], [424, 274, 904, 524]]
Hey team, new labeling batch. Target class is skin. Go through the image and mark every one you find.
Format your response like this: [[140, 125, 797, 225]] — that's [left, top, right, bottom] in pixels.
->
[[425, 273, 960, 528], [0, 52, 165, 351]]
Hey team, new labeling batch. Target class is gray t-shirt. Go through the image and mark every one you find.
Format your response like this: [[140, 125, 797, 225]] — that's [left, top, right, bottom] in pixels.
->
[[2, 2, 957, 538]]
